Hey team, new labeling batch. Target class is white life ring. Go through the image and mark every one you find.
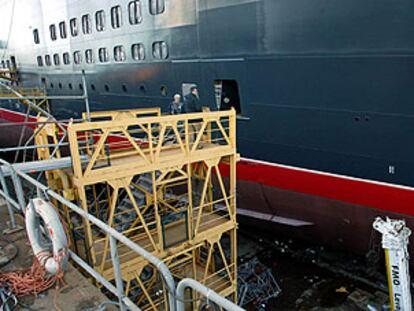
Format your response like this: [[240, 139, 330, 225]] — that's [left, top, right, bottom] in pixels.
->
[[26, 198, 69, 275]]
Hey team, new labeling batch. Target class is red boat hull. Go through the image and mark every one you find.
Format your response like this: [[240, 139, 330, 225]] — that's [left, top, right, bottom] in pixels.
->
[[237, 176, 414, 255]]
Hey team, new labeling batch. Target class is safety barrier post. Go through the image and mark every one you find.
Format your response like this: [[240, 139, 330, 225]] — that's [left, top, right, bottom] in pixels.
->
[[176, 278, 245, 311], [10, 169, 25, 211], [109, 236, 127, 311], [0, 169, 17, 232]]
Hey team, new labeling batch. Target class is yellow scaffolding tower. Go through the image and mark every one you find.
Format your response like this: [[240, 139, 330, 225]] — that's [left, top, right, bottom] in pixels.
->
[[37, 108, 239, 310]]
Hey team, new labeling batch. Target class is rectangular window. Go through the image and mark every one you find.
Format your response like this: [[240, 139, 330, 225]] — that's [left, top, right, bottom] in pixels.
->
[[50, 25, 57, 41], [73, 51, 82, 64], [99, 47, 109, 63], [152, 41, 168, 59], [114, 45, 126, 62], [149, 0, 165, 15], [131, 43, 145, 60], [85, 49, 94, 64], [82, 14, 92, 34], [129, 1, 142, 24], [33, 29, 40, 44], [37, 56, 43, 67], [111, 6, 122, 29], [53, 54, 60, 65], [70, 18, 78, 36], [59, 21, 67, 39], [63, 52, 70, 65], [45, 55, 52, 66], [95, 10, 106, 31]]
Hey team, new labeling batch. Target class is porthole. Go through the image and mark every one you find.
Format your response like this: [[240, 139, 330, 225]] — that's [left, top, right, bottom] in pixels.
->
[[104, 84, 110, 92], [129, 1, 143, 25], [95, 10, 106, 32], [50, 24, 57, 41], [160, 85, 168, 96], [58, 82, 62, 89], [85, 49, 94, 64], [63, 52, 70, 65], [50, 82, 54, 88], [68, 83, 73, 90], [152, 41, 168, 60], [111, 5, 122, 29], [79, 83, 83, 90], [122, 84, 128, 93], [114, 45, 126, 62], [98, 47, 109, 63], [73, 51, 82, 64], [45, 55, 52, 66], [91, 84, 96, 91], [139, 85, 146, 94], [59, 21, 67, 39], [70, 18, 78, 37], [149, 0, 165, 15], [37, 56, 43, 67], [82, 14, 92, 34], [53, 54, 60, 66], [131, 43, 145, 61], [33, 29, 40, 44]]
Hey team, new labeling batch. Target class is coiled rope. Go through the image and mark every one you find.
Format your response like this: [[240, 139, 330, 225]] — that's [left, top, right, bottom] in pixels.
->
[[0, 250, 65, 298]]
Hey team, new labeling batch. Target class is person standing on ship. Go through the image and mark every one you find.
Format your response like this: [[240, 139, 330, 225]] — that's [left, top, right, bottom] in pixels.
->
[[183, 86, 204, 146], [169, 94, 183, 115], [183, 86, 201, 113]]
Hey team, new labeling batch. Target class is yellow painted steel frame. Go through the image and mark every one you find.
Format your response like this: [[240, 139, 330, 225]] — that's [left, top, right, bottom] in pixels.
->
[[83, 107, 161, 121], [62, 108, 239, 310]]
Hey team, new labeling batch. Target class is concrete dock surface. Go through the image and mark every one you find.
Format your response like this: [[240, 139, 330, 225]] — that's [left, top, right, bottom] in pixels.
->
[[0, 200, 115, 311]]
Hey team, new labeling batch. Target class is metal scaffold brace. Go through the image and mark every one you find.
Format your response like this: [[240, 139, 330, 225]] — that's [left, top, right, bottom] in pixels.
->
[[373, 217, 412, 311]]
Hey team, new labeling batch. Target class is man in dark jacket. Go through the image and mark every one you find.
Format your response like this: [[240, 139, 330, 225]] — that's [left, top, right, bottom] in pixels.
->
[[183, 86, 201, 113]]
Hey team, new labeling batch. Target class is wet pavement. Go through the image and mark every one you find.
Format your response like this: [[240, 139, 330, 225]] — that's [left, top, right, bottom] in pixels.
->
[[238, 227, 391, 311]]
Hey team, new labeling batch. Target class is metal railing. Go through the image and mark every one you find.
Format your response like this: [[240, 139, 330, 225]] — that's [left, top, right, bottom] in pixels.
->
[[0, 157, 170, 310], [0, 157, 244, 311], [0, 70, 91, 162]]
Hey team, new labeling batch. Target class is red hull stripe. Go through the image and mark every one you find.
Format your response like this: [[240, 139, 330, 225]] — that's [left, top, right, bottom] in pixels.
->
[[232, 159, 414, 217], [1, 108, 413, 216], [0, 108, 37, 128]]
